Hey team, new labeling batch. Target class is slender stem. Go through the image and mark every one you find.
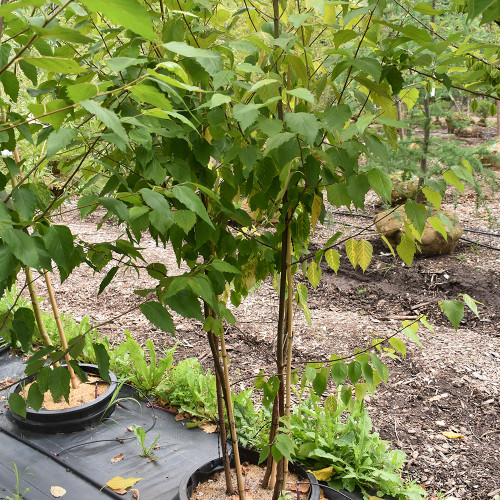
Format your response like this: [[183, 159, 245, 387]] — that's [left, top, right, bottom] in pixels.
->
[[282, 217, 294, 490], [219, 328, 246, 499], [43, 271, 79, 389]]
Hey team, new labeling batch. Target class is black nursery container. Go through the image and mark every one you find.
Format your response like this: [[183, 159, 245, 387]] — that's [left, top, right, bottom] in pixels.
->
[[178, 447, 320, 500], [9, 364, 118, 433]]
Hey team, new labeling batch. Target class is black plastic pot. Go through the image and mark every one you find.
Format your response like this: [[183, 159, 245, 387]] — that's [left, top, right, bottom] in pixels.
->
[[0, 339, 10, 356], [321, 482, 398, 500], [178, 447, 320, 500], [9, 364, 118, 433]]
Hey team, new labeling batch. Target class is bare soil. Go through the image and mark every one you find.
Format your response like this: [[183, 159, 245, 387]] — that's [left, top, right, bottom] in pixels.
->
[[18, 129, 500, 499], [192, 465, 309, 500], [22, 375, 109, 410]]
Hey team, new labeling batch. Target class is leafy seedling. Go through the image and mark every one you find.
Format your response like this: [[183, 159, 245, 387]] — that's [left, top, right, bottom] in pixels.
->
[[131, 425, 160, 458]]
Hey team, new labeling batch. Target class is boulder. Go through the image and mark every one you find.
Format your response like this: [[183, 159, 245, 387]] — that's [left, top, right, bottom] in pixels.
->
[[374, 206, 463, 256]]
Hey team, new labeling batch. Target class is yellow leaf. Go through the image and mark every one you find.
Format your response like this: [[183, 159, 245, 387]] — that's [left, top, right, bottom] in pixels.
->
[[325, 249, 340, 274], [50, 486, 66, 497], [106, 476, 142, 492], [442, 431, 464, 439], [311, 194, 323, 232], [345, 238, 357, 269], [307, 261, 321, 288], [311, 466, 334, 481], [356, 239, 373, 273]]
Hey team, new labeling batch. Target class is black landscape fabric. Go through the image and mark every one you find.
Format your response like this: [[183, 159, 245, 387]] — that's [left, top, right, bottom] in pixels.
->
[[0, 352, 221, 500]]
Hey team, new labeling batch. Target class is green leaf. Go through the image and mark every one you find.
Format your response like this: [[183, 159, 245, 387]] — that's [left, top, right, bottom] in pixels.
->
[[1, 71, 19, 102], [367, 169, 392, 202], [312, 371, 327, 396], [429, 217, 448, 241], [130, 83, 172, 111], [173, 210, 197, 233], [286, 88, 315, 104], [0, 0, 44, 15], [172, 185, 214, 228], [12, 188, 37, 221], [27, 382, 44, 412], [98, 197, 129, 223], [284, 112, 320, 145], [460, 293, 481, 318], [404, 200, 426, 236], [346, 174, 370, 210], [274, 433, 295, 462], [18, 60, 37, 86], [422, 187, 442, 210], [8, 393, 26, 418], [354, 383, 367, 401], [443, 170, 464, 193], [396, 234, 415, 267], [307, 261, 321, 289], [66, 83, 98, 103], [264, 132, 295, 155], [140, 302, 175, 334], [209, 93, 232, 108], [46, 128, 78, 158], [44, 225, 74, 273], [371, 353, 387, 383], [48, 366, 71, 403], [233, 103, 261, 131], [93, 344, 110, 383], [164, 288, 203, 321], [0, 228, 39, 268], [347, 361, 361, 384], [212, 259, 241, 275], [21, 57, 84, 74], [389, 337, 406, 357], [80, 0, 156, 41], [13, 307, 35, 352], [98, 266, 119, 295], [81, 100, 128, 145], [323, 104, 351, 133], [440, 300, 464, 330], [414, 2, 445, 15], [331, 361, 347, 386]]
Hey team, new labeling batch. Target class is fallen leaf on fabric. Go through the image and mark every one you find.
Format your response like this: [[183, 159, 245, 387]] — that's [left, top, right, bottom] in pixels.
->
[[442, 431, 464, 439], [113, 489, 127, 495], [50, 486, 66, 497], [174, 413, 185, 421], [110, 453, 124, 463], [311, 466, 333, 481], [147, 457, 157, 463], [106, 476, 142, 491], [131, 488, 140, 499], [199, 422, 217, 433], [126, 426, 134, 432]]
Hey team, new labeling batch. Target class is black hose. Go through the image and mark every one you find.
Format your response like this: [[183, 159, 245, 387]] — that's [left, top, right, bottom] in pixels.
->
[[0, 425, 126, 499]]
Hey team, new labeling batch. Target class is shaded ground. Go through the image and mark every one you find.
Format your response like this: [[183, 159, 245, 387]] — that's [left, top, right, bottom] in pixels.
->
[[15, 129, 500, 499]]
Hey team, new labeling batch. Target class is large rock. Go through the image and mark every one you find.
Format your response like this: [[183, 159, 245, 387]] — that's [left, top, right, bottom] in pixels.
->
[[374, 206, 463, 256]]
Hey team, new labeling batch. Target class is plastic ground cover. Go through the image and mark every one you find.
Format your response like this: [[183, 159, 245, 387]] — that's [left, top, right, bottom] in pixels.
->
[[0, 352, 222, 500]]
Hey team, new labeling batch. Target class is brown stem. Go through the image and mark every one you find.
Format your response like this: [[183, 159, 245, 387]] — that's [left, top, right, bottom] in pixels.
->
[[43, 271, 79, 389]]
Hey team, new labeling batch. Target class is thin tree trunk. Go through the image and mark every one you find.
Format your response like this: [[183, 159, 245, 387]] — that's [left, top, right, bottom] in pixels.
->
[[496, 99, 500, 139], [43, 271, 79, 389]]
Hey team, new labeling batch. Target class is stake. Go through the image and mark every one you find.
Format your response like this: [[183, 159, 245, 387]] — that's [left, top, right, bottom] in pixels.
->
[[43, 271, 79, 389], [282, 214, 294, 490]]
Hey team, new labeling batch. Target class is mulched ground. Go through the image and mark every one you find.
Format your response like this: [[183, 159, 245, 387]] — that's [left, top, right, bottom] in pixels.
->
[[15, 126, 500, 499]]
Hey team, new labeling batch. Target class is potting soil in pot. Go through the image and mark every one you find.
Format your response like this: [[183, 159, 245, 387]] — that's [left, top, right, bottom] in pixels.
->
[[21, 376, 109, 410], [191, 465, 311, 500]]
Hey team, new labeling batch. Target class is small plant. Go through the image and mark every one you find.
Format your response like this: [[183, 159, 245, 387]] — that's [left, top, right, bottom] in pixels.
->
[[110, 333, 175, 393], [130, 425, 160, 459], [158, 358, 217, 421], [5, 463, 34, 500]]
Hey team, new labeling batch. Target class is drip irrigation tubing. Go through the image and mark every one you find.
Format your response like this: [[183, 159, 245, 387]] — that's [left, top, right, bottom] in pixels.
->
[[328, 210, 500, 238], [0, 425, 126, 499]]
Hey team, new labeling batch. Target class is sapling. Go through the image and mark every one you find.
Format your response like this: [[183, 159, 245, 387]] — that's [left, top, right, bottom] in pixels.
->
[[130, 425, 160, 459]]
